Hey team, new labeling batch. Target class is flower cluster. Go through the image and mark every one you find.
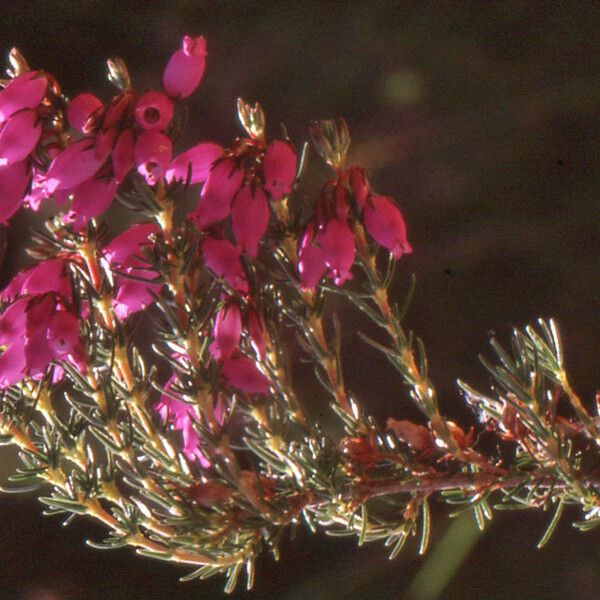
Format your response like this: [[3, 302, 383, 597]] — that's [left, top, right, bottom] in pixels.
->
[[0, 36, 207, 229], [0, 259, 83, 386], [0, 35, 414, 475]]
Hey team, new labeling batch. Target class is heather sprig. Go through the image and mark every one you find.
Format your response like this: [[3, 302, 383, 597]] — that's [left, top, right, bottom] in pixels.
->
[[0, 36, 598, 594]]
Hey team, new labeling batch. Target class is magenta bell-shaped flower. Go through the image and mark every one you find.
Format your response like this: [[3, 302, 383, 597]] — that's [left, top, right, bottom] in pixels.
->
[[262, 140, 297, 201], [209, 300, 242, 361], [0, 294, 83, 388], [66, 176, 118, 230], [104, 223, 161, 319], [0, 109, 41, 165], [134, 91, 174, 131], [200, 237, 248, 293], [0, 298, 29, 387], [165, 142, 222, 185], [221, 355, 271, 394], [134, 130, 172, 186], [0, 160, 29, 223], [318, 218, 355, 286], [67, 93, 103, 132], [46, 311, 81, 355], [298, 219, 355, 290], [231, 185, 270, 257], [362, 194, 412, 259], [2, 258, 72, 303], [189, 158, 243, 228], [44, 138, 107, 193], [0, 71, 47, 124], [162, 35, 207, 99]]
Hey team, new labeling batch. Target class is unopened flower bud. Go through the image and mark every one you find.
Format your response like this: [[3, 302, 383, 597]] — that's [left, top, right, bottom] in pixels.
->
[[309, 118, 350, 170], [237, 98, 265, 141]]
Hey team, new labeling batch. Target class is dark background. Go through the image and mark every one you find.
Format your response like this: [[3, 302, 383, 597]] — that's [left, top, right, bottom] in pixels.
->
[[0, 1, 599, 598]]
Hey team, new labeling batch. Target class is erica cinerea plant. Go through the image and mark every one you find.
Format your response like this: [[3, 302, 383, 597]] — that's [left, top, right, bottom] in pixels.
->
[[0, 34, 599, 593]]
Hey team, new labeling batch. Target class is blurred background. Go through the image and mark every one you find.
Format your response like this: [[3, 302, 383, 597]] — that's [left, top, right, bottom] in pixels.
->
[[0, 1, 599, 598]]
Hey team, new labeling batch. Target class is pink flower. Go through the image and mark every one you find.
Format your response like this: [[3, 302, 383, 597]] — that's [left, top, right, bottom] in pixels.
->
[[0, 298, 29, 387], [262, 140, 296, 200], [189, 158, 243, 228], [318, 218, 355, 285], [362, 194, 412, 259], [0, 294, 83, 388], [0, 160, 29, 223], [162, 35, 207, 99], [0, 71, 47, 124], [2, 258, 72, 303], [298, 223, 327, 291], [200, 237, 248, 293], [298, 219, 355, 289], [165, 142, 222, 185], [104, 223, 158, 266], [231, 185, 270, 257], [134, 130, 172, 185], [44, 138, 107, 193], [0, 109, 42, 166], [221, 355, 271, 394], [66, 177, 118, 230], [104, 223, 161, 318], [111, 129, 135, 183], [134, 91, 174, 131], [209, 300, 242, 361], [67, 93, 103, 132]]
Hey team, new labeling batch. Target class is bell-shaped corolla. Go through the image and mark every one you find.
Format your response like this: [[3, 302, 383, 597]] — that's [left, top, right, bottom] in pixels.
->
[[221, 355, 270, 394], [362, 195, 412, 259], [104, 223, 161, 319], [165, 142, 222, 185], [0, 71, 47, 124], [0, 160, 29, 223], [231, 185, 270, 257], [134, 91, 174, 131], [162, 36, 207, 99], [67, 93, 103, 132], [134, 130, 172, 186], [262, 140, 296, 201], [200, 237, 248, 293], [188, 158, 243, 228]]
